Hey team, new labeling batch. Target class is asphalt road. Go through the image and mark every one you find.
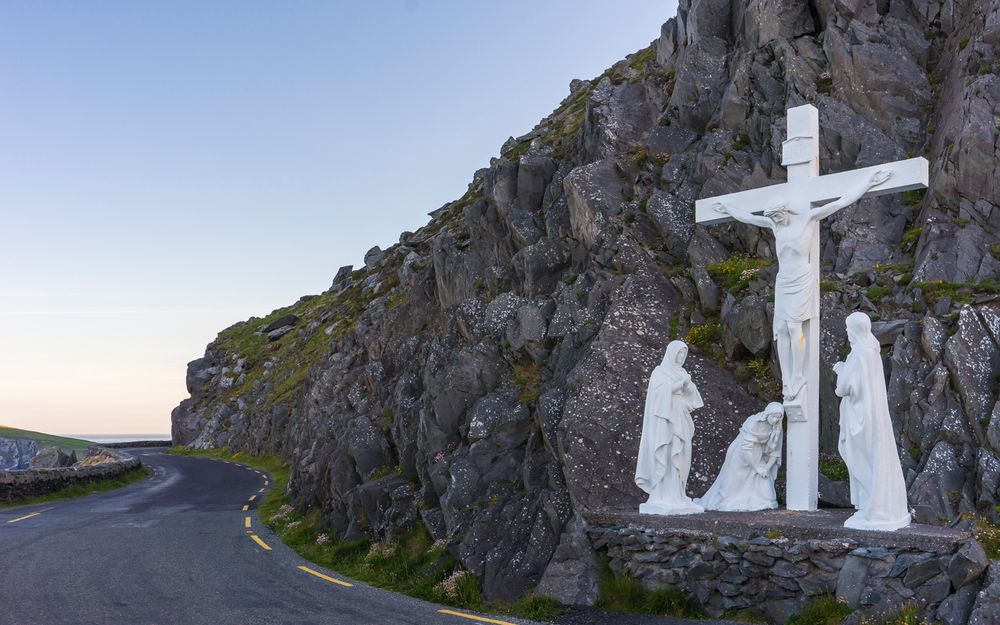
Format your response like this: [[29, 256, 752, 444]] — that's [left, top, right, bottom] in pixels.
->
[[0, 450, 742, 625], [0, 450, 543, 625]]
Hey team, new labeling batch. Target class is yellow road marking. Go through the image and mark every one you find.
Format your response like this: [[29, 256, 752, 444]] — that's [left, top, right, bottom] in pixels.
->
[[298, 565, 353, 587], [250, 534, 271, 551], [249, 495, 256, 502], [438, 609, 516, 625], [244, 516, 252, 528], [6, 507, 53, 524], [242, 505, 249, 511]]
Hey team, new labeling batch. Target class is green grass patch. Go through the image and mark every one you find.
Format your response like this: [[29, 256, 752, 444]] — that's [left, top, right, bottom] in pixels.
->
[[0, 426, 93, 455], [512, 361, 543, 405], [865, 285, 892, 303], [910, 279, 1000, 305], [628, 46, 656, 73], [900, 226, 923, 249], [167, 447, 564, 622], [819, 280, 842, 293], [707, 255, 774, 293], [819, 456, 850, 482], [902, 189, 925, 207], [863, 602, 920, 625], [685, 321, 722, 354], [595, 558, 703, 618], [974, 517, 1000, 559], [786, 595, 852, 625], [747, 358, 781, 398], [1, 466, 151, 509]]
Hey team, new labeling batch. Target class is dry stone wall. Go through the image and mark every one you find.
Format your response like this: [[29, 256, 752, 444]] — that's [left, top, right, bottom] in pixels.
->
[[586, 511, 988, 625], [0, 453, 142, 504]]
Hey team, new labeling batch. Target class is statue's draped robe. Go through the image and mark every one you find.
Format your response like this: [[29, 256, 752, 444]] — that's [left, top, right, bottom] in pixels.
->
[[696, 412, 782, 511], [836, 315, 911, 530], [635, 344, 703, 510]]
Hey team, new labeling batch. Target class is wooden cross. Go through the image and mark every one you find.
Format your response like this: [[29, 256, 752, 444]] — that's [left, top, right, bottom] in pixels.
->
[[695, 104, 928, 511]]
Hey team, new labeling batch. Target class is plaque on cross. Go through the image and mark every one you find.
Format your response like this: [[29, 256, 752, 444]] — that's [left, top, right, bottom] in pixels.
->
[[695, 104, 928, 511]]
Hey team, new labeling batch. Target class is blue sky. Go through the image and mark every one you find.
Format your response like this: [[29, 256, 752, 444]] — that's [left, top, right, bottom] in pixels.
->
[[0, 1, 675, 435]]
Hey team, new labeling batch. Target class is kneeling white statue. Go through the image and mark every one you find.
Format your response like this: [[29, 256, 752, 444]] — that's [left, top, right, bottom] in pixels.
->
[[834, 312, 911, 531], [696, 402, 784, 511], [635, 340, 704, 515]]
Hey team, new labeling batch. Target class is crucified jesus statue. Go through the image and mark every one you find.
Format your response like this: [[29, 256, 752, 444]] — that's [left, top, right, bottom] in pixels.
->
[[712, 169, 891, 403]]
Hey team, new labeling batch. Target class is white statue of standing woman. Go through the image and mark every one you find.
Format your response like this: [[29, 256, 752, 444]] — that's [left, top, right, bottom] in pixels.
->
[[635, 340, 704, 515], [696, 402, 784, 512], [834, 312, 911, 530]]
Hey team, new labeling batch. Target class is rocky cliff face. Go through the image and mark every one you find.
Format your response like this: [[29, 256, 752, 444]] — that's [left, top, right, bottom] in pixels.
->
[[0, 437, 40, 471], [173, 0, 1000, 603]]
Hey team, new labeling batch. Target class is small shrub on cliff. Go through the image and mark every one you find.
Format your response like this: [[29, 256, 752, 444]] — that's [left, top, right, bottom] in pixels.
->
[[707, 255, 774, 293], [684, 320, 722, 353], [747, 358, 781, 398]]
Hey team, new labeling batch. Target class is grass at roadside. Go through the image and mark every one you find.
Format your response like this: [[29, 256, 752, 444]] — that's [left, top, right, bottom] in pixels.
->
[[167, 446, 565, 622], [1, 466, 152, 509], [594, 557, 704, 619]]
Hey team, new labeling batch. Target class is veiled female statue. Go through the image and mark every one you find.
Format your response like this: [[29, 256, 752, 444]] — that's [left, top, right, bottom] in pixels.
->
[[834, 312, 911, 530], [635, 340, 704, 515], [696, 402, 784, 512]]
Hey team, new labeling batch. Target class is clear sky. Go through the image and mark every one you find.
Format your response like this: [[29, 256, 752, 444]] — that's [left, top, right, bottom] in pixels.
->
[[0, 1, 676, 437]]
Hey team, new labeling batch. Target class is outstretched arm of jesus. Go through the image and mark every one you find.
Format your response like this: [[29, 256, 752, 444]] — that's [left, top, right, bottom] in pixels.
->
[[810, 170, 892, 221], [711, 202, 773, 229]]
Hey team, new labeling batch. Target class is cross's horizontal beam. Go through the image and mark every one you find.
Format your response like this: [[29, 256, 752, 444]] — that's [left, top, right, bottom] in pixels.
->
[[694, 157, 929, 225]]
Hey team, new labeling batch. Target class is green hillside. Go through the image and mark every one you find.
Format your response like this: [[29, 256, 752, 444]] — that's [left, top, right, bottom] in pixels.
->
[[0, 426, 93, 455]]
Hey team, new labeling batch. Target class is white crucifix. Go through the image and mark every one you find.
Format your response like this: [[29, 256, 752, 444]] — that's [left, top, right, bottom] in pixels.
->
[[694, 104, 928, 511]]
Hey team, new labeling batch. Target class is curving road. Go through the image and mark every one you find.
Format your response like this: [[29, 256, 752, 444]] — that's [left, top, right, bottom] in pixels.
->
[[0, 450, 542, 625], [0, 450, 736, 625]]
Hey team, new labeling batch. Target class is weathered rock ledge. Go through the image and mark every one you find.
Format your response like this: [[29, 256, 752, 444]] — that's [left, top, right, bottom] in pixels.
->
[[585, 510, 985, 624], [0, 451, 142, 504]]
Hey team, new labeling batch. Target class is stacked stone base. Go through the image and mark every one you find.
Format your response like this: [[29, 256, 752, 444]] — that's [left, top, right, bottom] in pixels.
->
[[585, 510, 991, 624], [0, 452, 142, 504]]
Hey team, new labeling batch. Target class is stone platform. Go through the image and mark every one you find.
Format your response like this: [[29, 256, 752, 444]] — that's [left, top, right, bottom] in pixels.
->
[[582, 509, 985, 624], [586, 508, 969, 552]]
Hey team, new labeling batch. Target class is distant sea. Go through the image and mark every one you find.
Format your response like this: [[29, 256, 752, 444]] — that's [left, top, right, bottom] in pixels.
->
[[70, 435, 171, 444]]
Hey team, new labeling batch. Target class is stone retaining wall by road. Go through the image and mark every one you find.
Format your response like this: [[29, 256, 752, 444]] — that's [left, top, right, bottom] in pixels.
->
[[0, 454, 142, 504], [585, 510, 990, 624], [101, 440, 171, 449]]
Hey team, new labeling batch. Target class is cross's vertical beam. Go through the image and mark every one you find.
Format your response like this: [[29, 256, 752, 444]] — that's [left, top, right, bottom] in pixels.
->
[[784, 105, 820, 511]]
